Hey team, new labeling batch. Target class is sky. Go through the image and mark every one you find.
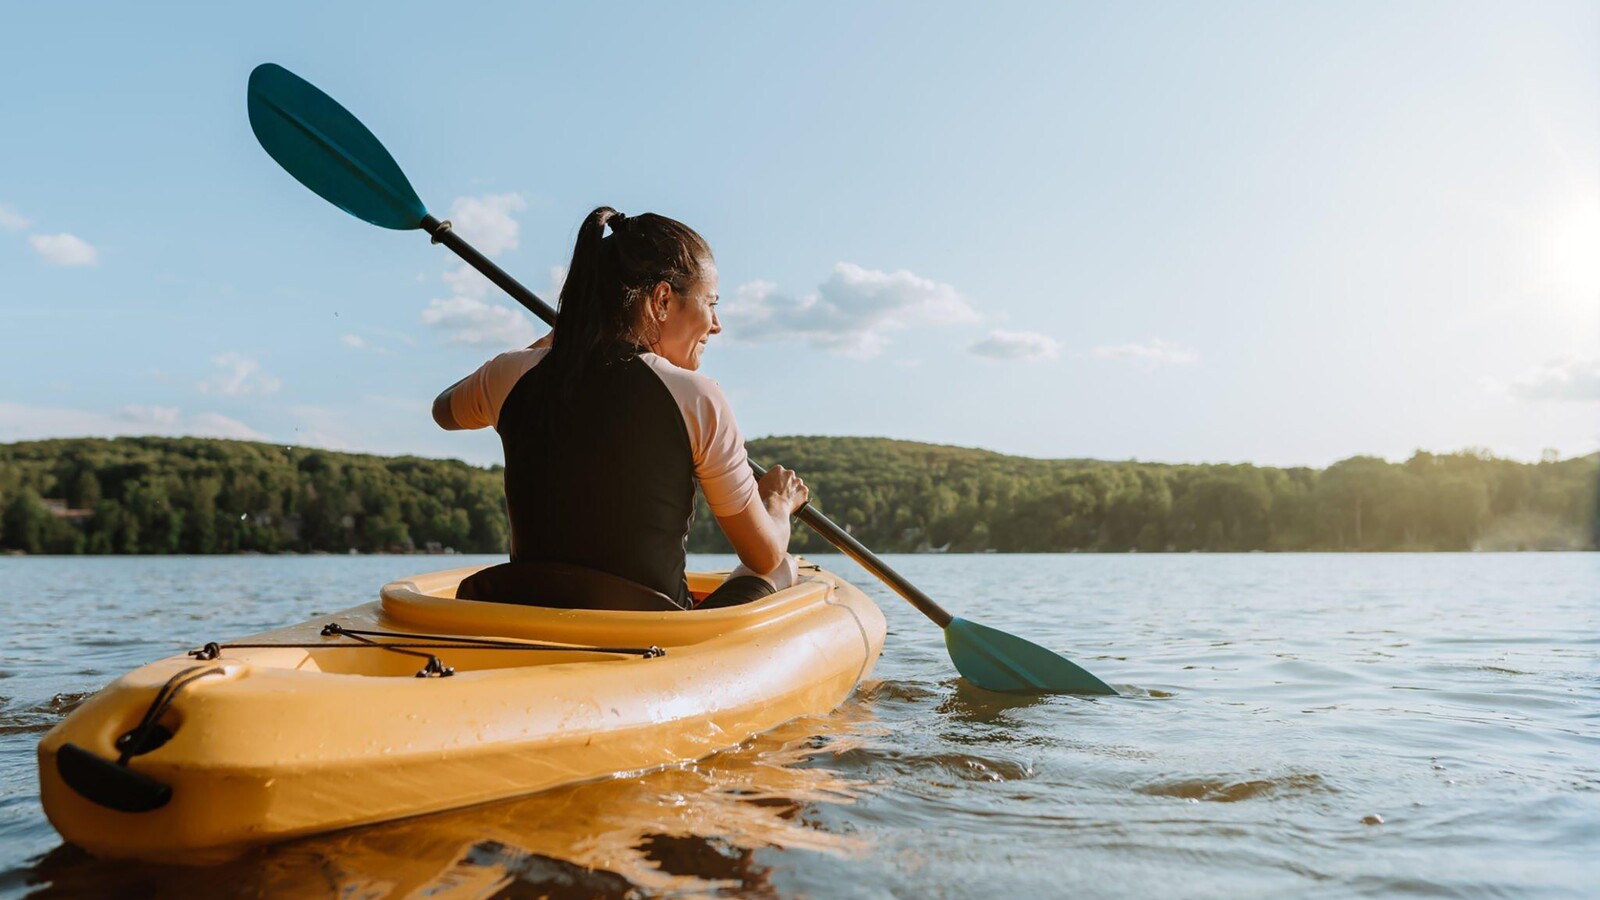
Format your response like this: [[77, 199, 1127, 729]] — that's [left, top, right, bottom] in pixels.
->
[[1, 1, 1596, 469]]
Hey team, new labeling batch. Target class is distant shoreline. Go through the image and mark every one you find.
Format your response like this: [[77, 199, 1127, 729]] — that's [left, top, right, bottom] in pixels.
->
[[3, 436, 1596, 555]]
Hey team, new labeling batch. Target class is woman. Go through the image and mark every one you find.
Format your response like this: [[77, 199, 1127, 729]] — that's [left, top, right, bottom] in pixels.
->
[[431, 207, 808, 610]]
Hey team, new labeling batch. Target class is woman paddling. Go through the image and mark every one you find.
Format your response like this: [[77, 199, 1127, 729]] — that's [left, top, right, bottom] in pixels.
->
[[431, 207, 809, 610]]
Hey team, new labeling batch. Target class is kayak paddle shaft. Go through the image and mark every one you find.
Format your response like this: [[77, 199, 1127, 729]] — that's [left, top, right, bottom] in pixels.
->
[[422, 215, 556, 325], [748, 461, 954, 628]]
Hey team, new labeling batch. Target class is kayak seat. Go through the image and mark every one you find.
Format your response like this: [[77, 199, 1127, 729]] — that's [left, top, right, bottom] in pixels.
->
[[455, 561, 687, 612]]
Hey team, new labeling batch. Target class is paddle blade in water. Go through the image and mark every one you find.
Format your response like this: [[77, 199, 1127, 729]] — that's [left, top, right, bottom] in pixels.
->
[[945, 616, 1117, 695], [247, 63, 428, 230]]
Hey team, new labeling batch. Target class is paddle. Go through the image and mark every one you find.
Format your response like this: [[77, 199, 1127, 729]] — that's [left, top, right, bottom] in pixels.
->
[[246, 62, 1117, 696], [748, 463, 1117, 694]]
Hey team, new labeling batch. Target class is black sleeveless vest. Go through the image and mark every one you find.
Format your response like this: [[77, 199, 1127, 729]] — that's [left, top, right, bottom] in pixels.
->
[[496, 352, 697, 608]]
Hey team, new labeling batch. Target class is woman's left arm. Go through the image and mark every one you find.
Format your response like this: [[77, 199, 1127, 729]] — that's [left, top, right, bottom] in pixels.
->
[[432, 376, 471, 430]]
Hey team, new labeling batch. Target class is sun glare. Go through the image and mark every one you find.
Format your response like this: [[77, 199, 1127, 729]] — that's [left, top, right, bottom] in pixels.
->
[[1548, 201, 1600, 301]]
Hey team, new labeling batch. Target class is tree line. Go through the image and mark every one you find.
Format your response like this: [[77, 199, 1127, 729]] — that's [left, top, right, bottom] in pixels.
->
[[0, 437, 507, 556], [0, 436, 1594, 556]]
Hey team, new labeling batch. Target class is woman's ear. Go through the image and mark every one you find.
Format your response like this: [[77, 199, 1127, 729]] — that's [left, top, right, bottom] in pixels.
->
[[651, 281, 673, 321]]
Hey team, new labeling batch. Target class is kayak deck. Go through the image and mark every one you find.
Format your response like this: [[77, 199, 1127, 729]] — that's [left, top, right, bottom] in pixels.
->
[[37, 564, 887, 863]]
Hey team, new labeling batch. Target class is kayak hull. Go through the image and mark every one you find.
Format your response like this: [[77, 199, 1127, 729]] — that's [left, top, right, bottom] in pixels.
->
[[36, 565, 886, 863]]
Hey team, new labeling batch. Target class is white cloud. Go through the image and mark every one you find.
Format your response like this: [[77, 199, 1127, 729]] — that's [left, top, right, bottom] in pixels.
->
[[29, 232, 97, 266], [1088, 337, 1199, 367], [0, 402, 267, 442], [421, 295, 537, 348], [449, 193, 526, 256], [442, 262, 494, 301], [0, 203, 29, 231], [199, 352, 282, 396], [969, 329, 1061, 362], [723, 263, 976, 358], [1506, 356, 1600, 401], [341, 334, 366, 348]]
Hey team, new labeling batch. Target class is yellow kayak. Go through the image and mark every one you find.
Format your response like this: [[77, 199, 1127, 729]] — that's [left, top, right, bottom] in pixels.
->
[[36, 564, 887, 863]]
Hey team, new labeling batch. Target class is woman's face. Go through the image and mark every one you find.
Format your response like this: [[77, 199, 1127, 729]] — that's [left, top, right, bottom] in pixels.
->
[[650, 260, 721, 371]]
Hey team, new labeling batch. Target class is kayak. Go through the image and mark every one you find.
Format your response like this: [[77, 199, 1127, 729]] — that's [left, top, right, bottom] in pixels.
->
[[36, 563, 887, 863]]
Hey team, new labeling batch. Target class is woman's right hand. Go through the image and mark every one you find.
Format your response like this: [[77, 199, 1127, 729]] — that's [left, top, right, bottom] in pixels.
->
[[758, 465, 809, 517]]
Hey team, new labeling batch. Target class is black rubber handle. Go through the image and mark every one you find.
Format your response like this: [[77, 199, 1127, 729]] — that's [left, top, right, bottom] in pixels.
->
[[56, 743, 172, 813]]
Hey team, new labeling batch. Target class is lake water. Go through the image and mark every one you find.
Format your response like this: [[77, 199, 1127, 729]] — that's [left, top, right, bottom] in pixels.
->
[[0, 553, 1595, 898]]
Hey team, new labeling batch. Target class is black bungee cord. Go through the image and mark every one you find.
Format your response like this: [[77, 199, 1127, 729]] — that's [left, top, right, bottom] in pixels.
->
[[187, 622, 665, 678]]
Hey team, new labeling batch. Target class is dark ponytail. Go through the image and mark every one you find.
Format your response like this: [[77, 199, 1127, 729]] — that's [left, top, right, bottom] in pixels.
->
[[546, 206, 712, 382]]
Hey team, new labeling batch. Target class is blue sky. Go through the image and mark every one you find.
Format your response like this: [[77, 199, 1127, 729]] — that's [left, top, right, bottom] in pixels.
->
[[2, 1, 1596, 468]]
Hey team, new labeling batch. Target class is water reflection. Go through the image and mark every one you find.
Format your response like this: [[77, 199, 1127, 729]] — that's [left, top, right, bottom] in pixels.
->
[[21, 706, 877, 898], [937, 679, 1055, 721]]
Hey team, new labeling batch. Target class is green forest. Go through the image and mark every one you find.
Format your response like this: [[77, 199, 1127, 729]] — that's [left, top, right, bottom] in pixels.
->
[[0, 436, 1594, 556]]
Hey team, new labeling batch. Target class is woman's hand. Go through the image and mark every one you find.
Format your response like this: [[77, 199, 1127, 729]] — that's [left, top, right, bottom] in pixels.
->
[[758, 465, 809, 517], [719, 465, 807, 574]]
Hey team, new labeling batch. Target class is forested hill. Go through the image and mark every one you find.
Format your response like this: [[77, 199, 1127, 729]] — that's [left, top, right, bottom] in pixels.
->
[[0, 436, 1594, 555]]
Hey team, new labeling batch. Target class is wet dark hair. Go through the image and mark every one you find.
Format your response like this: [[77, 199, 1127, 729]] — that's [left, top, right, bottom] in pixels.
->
[[546, 206, 712, 378]]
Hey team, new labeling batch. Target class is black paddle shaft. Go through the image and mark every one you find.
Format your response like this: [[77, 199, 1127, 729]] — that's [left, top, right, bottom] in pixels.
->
[[801, 508, 955, 627], [748, 462, 955, 628], [419, 217, 958, 629], [423, 215, 557, 324]]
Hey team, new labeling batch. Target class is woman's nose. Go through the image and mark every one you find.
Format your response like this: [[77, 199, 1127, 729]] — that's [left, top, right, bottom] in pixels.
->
[[709, 310, 722, 334]]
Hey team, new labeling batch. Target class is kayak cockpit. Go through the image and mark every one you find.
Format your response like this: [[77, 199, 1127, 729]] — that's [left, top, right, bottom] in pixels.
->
[[170, 565, 844, 678], [380, 564, 840, 649]]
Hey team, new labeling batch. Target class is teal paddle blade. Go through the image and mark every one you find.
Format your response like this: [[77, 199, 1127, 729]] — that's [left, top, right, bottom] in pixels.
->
[[247, 63, 428, 230], [945, 617, 1117, 695]]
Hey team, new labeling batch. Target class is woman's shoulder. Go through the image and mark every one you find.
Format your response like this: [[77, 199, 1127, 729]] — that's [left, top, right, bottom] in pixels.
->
[[637, 352, 729, 401], [485, 345, 550, 380], [636, 353, 748, 469], [497, 345, 552, 367]]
